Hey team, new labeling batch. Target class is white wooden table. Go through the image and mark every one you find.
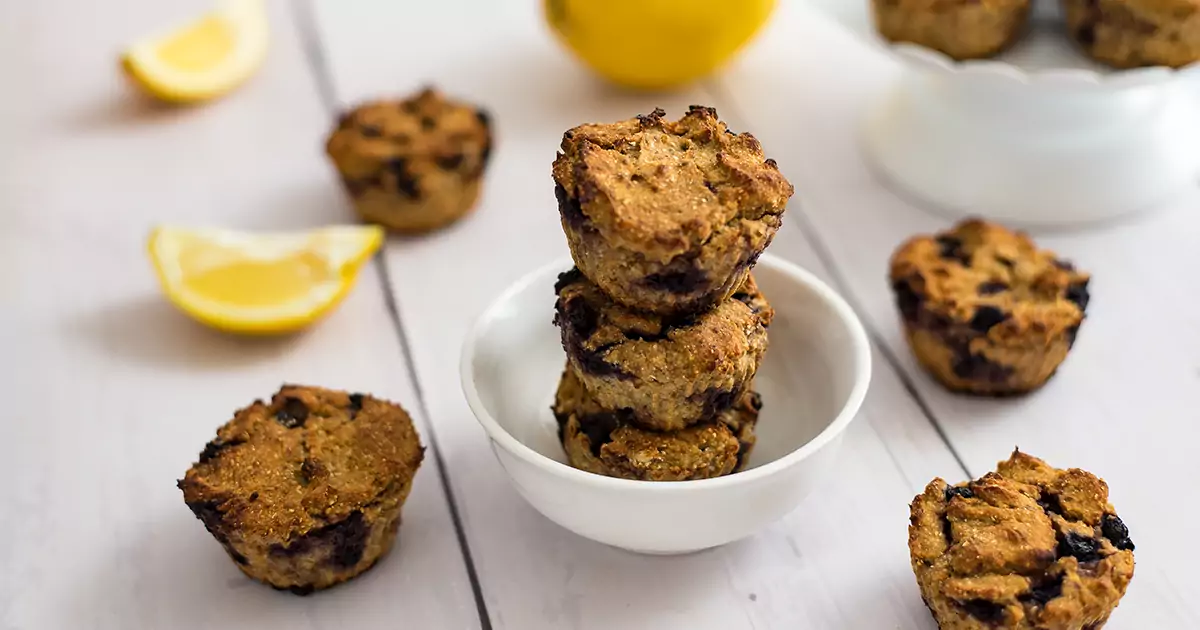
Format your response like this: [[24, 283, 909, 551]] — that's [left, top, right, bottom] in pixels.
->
[[3, 1, 1197, 628]]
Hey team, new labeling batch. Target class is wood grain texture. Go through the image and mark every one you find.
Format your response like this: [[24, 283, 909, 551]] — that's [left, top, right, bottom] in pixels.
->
[[715, 3, 1200, 627], [0, 1, 478, 628], [311, 1, 962, 627]]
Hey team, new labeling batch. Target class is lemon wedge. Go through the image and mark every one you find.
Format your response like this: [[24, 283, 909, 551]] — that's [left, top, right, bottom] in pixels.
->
[[122, 0, 269, 104], [148, 225, 384, 335]]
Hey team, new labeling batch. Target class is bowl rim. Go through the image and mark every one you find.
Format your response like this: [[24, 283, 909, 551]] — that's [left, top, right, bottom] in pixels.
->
[[459, 253, 873, 492]]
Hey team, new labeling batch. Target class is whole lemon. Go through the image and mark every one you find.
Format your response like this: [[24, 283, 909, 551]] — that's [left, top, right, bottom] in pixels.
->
[[544, 0, 776, 90]]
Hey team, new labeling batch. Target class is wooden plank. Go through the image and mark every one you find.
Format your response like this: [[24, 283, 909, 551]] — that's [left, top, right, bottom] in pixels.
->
[[311, 1, 961, 626], [716, 2, 1200, 627], [0, 1, 478, 628]]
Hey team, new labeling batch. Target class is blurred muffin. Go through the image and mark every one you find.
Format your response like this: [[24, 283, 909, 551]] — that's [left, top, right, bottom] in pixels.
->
[[326, 87, 492, 233], [1063, 0, 1200, 68], [872, 0, 1031, 60]]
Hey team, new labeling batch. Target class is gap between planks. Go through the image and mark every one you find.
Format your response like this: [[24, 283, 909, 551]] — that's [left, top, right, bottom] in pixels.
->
[[289, 0, 494, 627]]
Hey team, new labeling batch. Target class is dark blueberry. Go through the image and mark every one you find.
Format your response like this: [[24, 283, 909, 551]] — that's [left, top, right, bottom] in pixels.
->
[[1066, 280, 1090, 312], [637, 108, 667, 126], [288, 585, 315, 596], [1102, 514, 1135, 551], [1038, 492, 1064, 515], [553, 267, 585, 294], [734, 440, 752, 471], [960, 599, 1005, 623], [1066, 324, 1081, 349], [747, 391, 763, 412], [475, 109, 491, 128], [1076, 24, 1096, 46], [977, 281, 1009, 295], [951, 351, 1014, 383], [555, 295, 599, 339], [386, 158, 421, 199], [1020, 575, 1064, 605], [299, 459, 320, 485], [270, 511, 371, 569], [436, 152, 465, 170], [576, 411, 623, 456], [936, 235, 971, 266], [359, 124, 382, 138], [642, 263, 710, 295], [555, 184, 589, 231], [765, 158, 778, 169], [687, 104, 717, 117], [420, 116, 437, 130], [892, 279, 925, 322], [703, 181, 718, 194], [1053, 259, 1076, 271], [248, 492, 259, 502], [995, 256, 1015, 268], [689, 387, 739, 421], [198, 436, 245, 464], [969, 306, 1009, 333], [342, 175, 380, 197], [185, 499, 228, 543], [275, 398, 310, 429], [573, 344, 632, 380], [479, 140, 493, 169], [945, 485, 974, 501], [348, 393, 365, 416], [228, 548, 249, 565], [1058, 532, 1102, 563]]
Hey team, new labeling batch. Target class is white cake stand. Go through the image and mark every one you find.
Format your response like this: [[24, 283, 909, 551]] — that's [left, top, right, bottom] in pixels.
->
[[807, 0, 1200, 227]]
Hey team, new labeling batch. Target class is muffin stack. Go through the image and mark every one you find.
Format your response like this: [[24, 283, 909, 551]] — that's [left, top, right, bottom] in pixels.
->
[[548, 106, 794, 481]]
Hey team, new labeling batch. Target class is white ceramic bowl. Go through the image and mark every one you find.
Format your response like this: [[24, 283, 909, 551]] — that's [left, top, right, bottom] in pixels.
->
[[460, 254, 872, 554]]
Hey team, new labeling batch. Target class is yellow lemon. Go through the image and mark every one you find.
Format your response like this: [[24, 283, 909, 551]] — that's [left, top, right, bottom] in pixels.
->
[[121, 0, 269, 104], [544, 0, 776, 90], [148, 225, 384, 335]]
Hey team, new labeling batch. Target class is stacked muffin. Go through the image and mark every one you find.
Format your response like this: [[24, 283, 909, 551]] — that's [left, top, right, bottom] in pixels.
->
[[548, 106, 794, 482]]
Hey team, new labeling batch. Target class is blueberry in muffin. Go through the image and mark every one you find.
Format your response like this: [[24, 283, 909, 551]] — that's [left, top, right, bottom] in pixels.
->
[[872, 0, 1031, 60], [326, 87, 492, 234], [552, 106, 794, 316], [553, 266, 772, 431], [178, 385, 424, 594], [552, 367, 759, 481], [889, 219, 1090, 396], [1063, 0, 1200, 68], [909, 450, 1135, 629]]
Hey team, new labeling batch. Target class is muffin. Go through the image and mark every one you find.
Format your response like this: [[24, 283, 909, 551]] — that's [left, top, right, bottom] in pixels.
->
[[553, 267, 772, 431], [1063, 0, 1200, 68], [178, 385, 424, 594], [871, 0, 1031, 60], [553, 368, 759, 481], [889, 219, 1089, 396], [909, 450, 1135, 629], [326, 87, 492, 233], [552, 106, 793, 316]]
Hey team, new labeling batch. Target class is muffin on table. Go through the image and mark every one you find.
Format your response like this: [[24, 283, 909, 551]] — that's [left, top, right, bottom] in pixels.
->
[[552, 105, 793, 316], [909, 449, 1135, 629], [553, 267, 772, 432], [1063, 0, 1200, 68], [889, 219, 1089, 396], [178, 385, 424, 595], [553, 367, 759, 481], [871, 0, 1031, 60], [326, 87, 492, 233]]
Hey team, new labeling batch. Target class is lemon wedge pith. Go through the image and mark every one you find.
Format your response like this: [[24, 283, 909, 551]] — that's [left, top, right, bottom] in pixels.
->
[[148, 226, 384, 335], [122, 0, 269, 104]]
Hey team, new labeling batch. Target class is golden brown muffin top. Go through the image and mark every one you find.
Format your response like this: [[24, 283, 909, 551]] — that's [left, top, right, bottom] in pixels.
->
[[326, 87, 492, 184], [179, 386, 424, 543], [552, 106, 794, 262], [909, 450, 1135, 629], [553, 368, 758, 481], [890, 219, 1090, 345]]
